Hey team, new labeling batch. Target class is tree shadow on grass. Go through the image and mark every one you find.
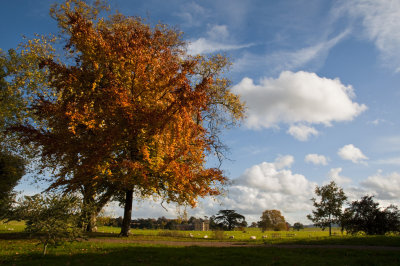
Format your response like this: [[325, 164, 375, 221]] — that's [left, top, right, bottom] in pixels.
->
[[0, 232, 31, 240], [3, 245, 400, 266], [280, 235, 400, 247], [0, 231, 123, 241]]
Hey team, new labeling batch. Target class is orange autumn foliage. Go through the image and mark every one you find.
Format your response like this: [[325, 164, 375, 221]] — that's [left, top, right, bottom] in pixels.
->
[[12, 0, 244, 208]]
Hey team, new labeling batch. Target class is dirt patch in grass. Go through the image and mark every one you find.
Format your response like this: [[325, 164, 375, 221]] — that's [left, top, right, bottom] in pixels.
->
[[89, 238, 256, 247]]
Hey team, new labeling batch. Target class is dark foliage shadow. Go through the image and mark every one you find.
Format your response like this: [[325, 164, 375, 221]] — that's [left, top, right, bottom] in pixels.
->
[[2, 244, 400, 266]]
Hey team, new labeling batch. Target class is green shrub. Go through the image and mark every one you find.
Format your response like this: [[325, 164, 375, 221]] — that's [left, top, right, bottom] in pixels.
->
[[157, 230, 186, 238], [212, 230, 225, 240], [12, 193, 84, 255]]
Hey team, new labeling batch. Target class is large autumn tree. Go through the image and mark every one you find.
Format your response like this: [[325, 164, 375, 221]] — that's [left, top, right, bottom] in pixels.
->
[[11, 0, 244, 236]]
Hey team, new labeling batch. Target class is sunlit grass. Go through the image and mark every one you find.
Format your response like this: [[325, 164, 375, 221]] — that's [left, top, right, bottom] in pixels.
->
[[3, 221, 400, 246], [94, 225, 346, 243], [0, 220, 25, 233]]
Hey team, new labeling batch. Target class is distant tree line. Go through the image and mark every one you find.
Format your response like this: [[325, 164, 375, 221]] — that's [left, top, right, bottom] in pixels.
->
[[308, 181, 400, 235], [125, 216, 209, 230]]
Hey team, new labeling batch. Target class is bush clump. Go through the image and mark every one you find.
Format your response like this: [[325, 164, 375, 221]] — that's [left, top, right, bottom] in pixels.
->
[[212, 230, 225, 240]]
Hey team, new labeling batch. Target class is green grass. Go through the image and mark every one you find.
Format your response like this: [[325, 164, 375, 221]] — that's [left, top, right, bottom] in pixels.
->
[[0, 220, 25, 233], [1, 240, 399, 265], [281, 235, 400, 247], [1, 221, 400, 265]]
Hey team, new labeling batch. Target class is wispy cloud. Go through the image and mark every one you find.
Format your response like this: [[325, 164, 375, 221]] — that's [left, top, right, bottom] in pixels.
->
[[376, 136, 400, 152], [367, 119, 389, 126], [187, 38, 253, 55], [265, 30, 350, 73], [174, 1, 209, 27], [234, 30, 350, 75], [335, 0, 400, 72], [187, 24, 254, 55], [375, 157, 400, 166]]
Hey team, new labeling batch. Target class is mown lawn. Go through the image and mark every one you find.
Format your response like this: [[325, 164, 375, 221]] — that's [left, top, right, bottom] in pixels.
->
[[1, 240, 400, 266], [1, 221, 400, 265]]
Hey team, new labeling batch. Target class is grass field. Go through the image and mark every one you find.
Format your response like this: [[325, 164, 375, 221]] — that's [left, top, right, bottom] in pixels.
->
[[1, 221, 400, 265]]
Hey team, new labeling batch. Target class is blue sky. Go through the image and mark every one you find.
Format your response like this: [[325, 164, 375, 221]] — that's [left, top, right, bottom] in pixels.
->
[[2, 0, 400, 224]]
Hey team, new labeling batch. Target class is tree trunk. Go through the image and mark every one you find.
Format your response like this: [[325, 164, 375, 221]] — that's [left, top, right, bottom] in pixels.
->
[[43, 243, 48, 256], [81, 185, 96, 232], [81, 184, 114, 232], [120, 189, 133, 237], [328, 213, 332, 236], [86, 212, 97, 232]]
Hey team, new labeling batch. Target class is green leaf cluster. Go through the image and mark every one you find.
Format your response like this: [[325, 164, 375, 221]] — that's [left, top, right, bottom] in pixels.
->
[[0, 150, 25, 219]]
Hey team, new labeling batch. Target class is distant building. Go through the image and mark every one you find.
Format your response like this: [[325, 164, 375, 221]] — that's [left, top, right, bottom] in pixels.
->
[[194, 220, 209, 231], [173, 220, 209, 231]]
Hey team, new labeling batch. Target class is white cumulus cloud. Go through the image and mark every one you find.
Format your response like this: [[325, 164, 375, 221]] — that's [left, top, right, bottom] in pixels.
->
[[361, 171, 400, 200], [220, 156, 317, 223], [305, 154, 329, 166], [287, 125, 319, 141], [338, 144, 368, 164], [231, 71, 367, 133], [274, 155, 294, 169], [328, 168, 352, 185]]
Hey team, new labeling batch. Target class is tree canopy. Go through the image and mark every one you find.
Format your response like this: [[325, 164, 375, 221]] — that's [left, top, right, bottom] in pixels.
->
[[293, 222, 304, 231], [8, 0, 244, 236], [342, 196, 400, 235], [258, 209, 287, 231], [212, 210, 246, 230], [307, 181, 347, 236], [0, 150, 25, 219]]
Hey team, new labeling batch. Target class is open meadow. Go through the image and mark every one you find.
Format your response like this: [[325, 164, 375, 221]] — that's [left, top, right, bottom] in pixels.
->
[[1, 221, 400, 265]]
